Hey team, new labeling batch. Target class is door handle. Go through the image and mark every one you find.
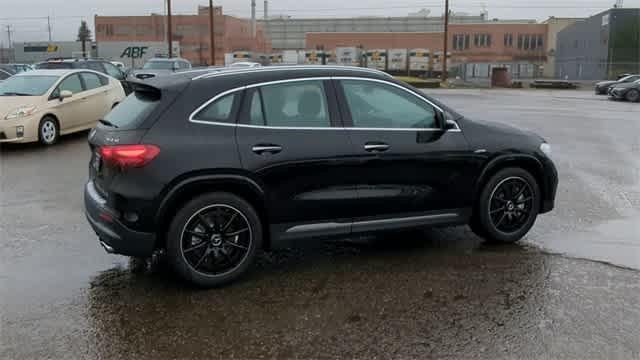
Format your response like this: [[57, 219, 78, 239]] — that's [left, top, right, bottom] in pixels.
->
[[364, 143, 390, 152], [252, 144, 282, 154]]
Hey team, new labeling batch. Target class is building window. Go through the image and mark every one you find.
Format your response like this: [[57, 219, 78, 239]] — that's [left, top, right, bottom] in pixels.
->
[[504, 33, 513, 47], [473, 34, 491, 48], [452, 34, 469, 50], [518, 34, 544, 51]]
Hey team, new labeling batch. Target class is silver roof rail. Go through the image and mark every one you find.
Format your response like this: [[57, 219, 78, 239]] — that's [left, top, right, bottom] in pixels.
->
[[192, 65, 392, 81]]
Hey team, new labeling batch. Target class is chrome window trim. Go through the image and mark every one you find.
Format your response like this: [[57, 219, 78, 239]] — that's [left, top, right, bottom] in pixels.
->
[[188, 76, 462, 133]]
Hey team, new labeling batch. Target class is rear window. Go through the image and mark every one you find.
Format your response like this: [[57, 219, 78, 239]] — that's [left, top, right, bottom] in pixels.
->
[[36, 62, 73, 69], [102, 91, 160, 130]]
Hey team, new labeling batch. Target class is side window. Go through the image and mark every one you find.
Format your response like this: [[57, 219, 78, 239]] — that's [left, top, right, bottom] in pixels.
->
[[255, 80, 330, 128], [0, 70, 9, 80], [248, 89, 266, 126], [57, 74, 84, 94], [193, 93, 237, 123], [341, 80, 437, 129], [78, 62, 104, 74], [103, 63, 124, 80], [81, 72, 105, 90], [180, 61, 190, 69]]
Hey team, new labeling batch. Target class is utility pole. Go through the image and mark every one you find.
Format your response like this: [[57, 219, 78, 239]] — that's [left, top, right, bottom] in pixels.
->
[[442, 0, 449, 82], [47, 16, 52, 42], [6, 25, 12, 48], [209, 0, 215, 65], [167, 0, 173, 58]]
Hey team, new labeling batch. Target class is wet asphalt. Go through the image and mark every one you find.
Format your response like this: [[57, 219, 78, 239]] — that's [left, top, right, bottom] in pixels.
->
[[1, 89, 639, 359]]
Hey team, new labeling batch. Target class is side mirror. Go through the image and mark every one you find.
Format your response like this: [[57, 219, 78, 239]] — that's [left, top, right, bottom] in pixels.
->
[[59, 90, 73, 100], [445, 120, 459, 131]]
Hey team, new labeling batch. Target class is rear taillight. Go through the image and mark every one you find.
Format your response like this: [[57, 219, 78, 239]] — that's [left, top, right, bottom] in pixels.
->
[[100, 144, 160, 168]]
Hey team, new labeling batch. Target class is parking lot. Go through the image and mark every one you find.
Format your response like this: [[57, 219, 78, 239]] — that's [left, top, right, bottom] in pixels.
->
[[1, 89, 639, 359]]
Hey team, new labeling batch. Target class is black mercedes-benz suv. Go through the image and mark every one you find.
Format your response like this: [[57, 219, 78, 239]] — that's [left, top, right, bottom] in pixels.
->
[[85, 66, 558, 287]]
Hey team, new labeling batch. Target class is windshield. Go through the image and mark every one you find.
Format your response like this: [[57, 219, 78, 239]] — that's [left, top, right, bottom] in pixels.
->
[[143, 61, 174, 70], [619, 75, 637, 82], [0, 75, 59, 96]]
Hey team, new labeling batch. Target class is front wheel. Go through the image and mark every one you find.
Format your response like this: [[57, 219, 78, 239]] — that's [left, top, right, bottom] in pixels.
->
[[625, 89, 640, 102], [472, 168, 541, 243], [38, 116, 59, 145], [166, 192, 262, 287]]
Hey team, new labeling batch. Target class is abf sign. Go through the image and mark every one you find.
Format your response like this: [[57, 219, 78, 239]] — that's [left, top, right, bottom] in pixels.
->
[[120, 46, 149, 59]]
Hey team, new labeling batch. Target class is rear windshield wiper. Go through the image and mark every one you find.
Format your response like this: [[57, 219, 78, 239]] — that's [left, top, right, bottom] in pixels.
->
[[98, 119, 119, 128]]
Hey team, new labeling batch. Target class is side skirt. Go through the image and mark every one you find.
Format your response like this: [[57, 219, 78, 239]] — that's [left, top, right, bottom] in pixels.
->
[[269, 208, 471, 249]]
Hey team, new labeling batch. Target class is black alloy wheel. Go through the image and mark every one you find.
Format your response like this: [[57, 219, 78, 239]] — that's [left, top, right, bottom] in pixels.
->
[[473, 168, 540, 243], [167, 192, 262, 287], [488, 177, 534, 234], [181, 204, 251, 275]]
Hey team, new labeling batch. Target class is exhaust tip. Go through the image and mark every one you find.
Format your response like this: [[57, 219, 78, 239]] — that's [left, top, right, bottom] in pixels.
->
[[100, 240, 115, 254]]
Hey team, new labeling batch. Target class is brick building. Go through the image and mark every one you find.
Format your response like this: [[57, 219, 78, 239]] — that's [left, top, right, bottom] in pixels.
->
[[95, 6, 271, 66], [306, 22, 550, 78]]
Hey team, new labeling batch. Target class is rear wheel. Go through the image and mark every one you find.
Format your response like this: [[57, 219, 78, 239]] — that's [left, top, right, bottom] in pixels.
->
[[472, 168, 540, 243], [625, 89, 640, 102], [38, 116, 59, 145], [166, 192, 262, 287]]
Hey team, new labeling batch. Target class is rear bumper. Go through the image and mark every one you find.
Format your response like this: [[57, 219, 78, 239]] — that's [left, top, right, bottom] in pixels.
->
[[84, 181, 156, 257]]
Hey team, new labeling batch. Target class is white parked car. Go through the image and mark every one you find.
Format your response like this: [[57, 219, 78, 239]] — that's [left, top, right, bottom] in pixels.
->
[[0, 69, 126, 145], [229, 61, 262, 68]]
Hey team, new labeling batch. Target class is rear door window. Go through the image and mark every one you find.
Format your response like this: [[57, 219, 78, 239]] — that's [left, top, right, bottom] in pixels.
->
[[102, 91, 160, 129], [251, 80, 330, 128], [81, 72, 106, 90]]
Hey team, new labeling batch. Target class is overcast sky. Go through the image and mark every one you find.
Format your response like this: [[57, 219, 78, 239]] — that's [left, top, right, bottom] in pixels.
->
[[1, 0, 639, 44]]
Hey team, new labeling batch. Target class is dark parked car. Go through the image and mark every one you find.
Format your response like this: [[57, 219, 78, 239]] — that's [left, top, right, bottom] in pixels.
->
[[594, 74, 640, 95], [128, 58, 192, 80], [1, 63, 33, 73], [609, 79, 640, 102], [85, 66, 558, 287], [0, 66, 16, 82], [35, 58, 131, 94]]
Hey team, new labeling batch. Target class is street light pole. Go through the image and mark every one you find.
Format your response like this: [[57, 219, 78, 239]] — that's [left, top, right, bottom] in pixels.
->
[[209, 0, 215, 65], [442, 0, 449, 82], [167, 0, 173, 58]]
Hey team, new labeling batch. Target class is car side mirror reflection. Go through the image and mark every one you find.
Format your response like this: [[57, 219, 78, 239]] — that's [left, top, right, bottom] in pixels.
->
[[59, 90, 73, 100]]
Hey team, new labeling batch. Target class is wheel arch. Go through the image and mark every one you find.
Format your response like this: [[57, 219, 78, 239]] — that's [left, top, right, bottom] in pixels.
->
[[41, 113, 60, 126], [474, 154, 546, 210], [154, 173, 271, 251]]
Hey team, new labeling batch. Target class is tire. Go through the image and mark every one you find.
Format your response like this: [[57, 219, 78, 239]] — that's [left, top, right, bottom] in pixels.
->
[[472, 168, 541, 243], [38, 116, 59, 145], [166, 192, 262, 287], [625, 89, 640, 103]]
